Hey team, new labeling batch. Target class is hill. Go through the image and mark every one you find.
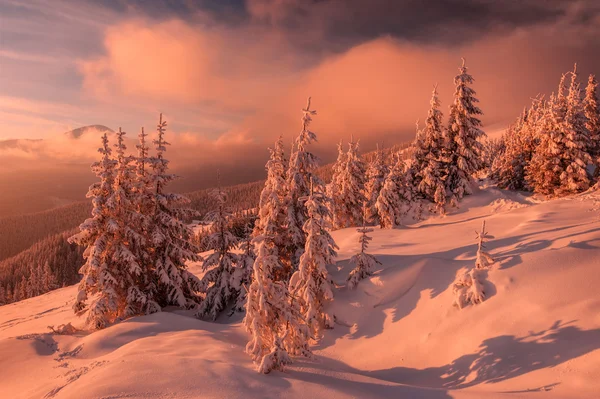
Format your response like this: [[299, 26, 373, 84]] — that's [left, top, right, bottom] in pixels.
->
[[1, 185, 598, 398]]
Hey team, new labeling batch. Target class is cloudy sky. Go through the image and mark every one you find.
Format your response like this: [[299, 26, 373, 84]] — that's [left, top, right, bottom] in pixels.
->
[[1, 0, 600, 214]]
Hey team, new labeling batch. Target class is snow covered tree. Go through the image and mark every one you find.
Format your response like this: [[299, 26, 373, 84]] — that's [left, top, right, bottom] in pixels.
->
[[69, 128, 156, 328], [68, 132, 119, 327], [244, 233, 311, 373], [445, 59, 486, 204], [148, 114, 202, 310], [475, 220, 494, 269], [584, 74, 600, 160], [364, 144, 389, 225], [230, 224, 256, 314], [347, 205, 381, 290], [340, 139, 367, 228], [453, 268, 487, 309], [375, 153, 414, 228], [527, 66, 592, 196], [42, 261, 58, 292], [493, 98, 544, 191], [197, 186, 241, 320], [416, 85, 447, 213], [254, 136, 292, 280], [453, 220, 495, 308], [289, 179, 337, 339], [335, 138, 367, 229], [286, 97, 322, 269], [328, 140, 346, 229]]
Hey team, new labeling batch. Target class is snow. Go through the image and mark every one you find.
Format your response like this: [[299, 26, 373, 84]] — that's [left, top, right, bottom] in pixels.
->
[[2, 185, 600, 398]]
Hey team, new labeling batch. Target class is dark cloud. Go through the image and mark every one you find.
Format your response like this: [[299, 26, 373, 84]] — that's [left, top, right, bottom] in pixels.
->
[[244, 0, 597, 48]]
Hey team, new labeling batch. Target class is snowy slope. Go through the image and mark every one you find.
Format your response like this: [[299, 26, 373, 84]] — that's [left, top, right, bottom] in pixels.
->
[[1, 185, 600, 399]]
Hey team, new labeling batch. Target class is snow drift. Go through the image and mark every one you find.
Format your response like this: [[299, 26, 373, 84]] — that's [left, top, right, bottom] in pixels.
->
[[1, 186, 599, 398]]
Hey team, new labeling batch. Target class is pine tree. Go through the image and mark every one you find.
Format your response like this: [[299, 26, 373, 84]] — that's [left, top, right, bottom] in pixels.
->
[[42, 261, 57, 292], [286, 98, 322, 269], [335, 138, 367, 229], [197, 185, 241, 320], [347, 205, 381, 289], [18, 276, 27, 301], [328, 140, 346, 229], [254, 136, 292, 280], [445, 59, 486, 204], [148, 114, 202, 310], [417, 85, 447, 212], [244, 232, 311, 373], [494, 98, 544, 191], [375, 153, 413, 228], [584, 74, 600, 160], [230, 224, 256, 314], [364, 144, 389, 225], [112, 128, 159, 319], [289, 179, 337, 339], [475, 221, 494, 269], [68, 132, 119, 328], [527, 67, 592, 196], [245, 156, 312, 373]]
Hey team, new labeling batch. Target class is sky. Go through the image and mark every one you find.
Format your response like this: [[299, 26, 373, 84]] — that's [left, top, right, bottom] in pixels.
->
[[1, 0, 600, 214]]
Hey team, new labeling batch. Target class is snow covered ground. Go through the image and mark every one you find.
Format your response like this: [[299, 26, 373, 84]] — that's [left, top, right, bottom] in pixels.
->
[[1, 185, 599, 399]]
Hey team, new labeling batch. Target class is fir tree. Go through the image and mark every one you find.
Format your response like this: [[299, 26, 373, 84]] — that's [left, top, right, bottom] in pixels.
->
[[527, 67, 592, 196], [347, 205, 381, 289], [417, 85, 447, 213], [445, 59, 486, 204], [230, 224, 256, 314], [335, 137, 367, 229], [289, 179, 337, 339], [197, 185, 241, 320], [364, 144, 389, 225], [68, 132, 119, 328], [148, 114, 202, 310], [244, 233, 311, 373], [584, 74, 600, 160], [286, 97, 322, 269], [254, 136, 291, 280], [328, 140, 346, 229], [475, 221, 494, 269], [375, 153, 413, 228], [494, 98, 544, 191]]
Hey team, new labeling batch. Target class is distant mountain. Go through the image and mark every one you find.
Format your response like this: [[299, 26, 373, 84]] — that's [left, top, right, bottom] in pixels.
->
[[0, 138, 43, 150], [65, 125, 113, 139]]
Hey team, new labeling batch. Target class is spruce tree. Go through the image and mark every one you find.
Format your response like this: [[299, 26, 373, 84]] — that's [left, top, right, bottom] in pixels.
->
[[148, 114, 202, 310], [445, 59, 486, 204], [376, 153, 414, 228], [475, 221, 494, 269], [245, 144, 312, 372], [584, 74, 600, 160], [286, 98, 321, 269], [197, 185, 241, 320], [254, 136, 291, 280], [69, 132, 118, 327], [335, 138, 367, 229], [328, 140, 346, 229], [230, 224, 256, 314], [527, 67, 592, 195], [244, 233, 311, 373], [347, 205, 381, 289], [417, 85, 447, 212], [289, 179, 337, 339], [364, 144, 389, 225]]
